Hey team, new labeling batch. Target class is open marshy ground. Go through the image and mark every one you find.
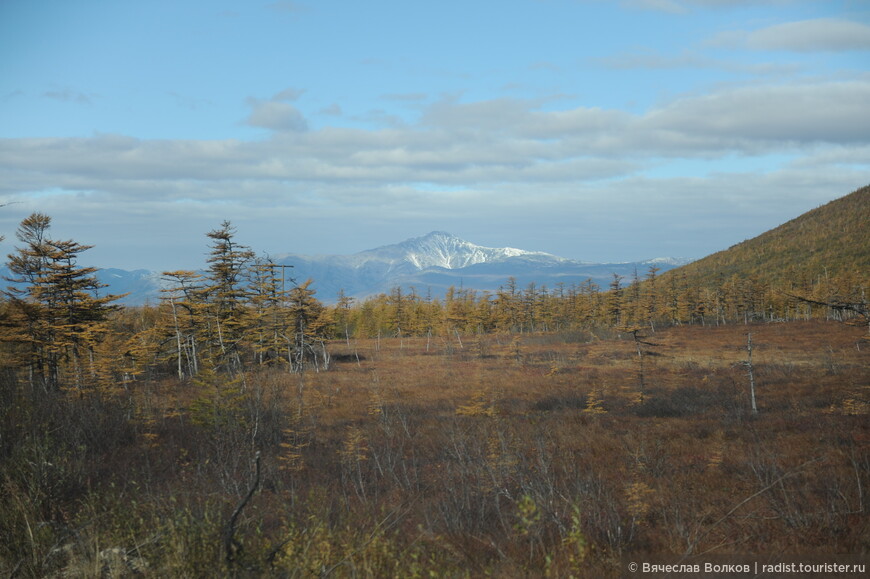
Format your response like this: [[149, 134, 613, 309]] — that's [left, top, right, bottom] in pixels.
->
[[2, 320, 868, 577]]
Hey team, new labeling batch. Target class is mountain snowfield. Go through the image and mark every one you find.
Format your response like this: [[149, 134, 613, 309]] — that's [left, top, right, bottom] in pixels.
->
[[257, 231, 689, 303], [274, 231, 576, 274], [1, 231, 689, 305], [379, 231, 570, 270]]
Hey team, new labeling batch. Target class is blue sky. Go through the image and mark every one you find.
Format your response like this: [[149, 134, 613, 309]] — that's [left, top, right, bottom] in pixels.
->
[[1, 0, 869, 273]]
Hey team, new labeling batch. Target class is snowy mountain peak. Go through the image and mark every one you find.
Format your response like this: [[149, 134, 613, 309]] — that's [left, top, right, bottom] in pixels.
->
[[367, 231, 559, 270], [14, 233, 692, 305]]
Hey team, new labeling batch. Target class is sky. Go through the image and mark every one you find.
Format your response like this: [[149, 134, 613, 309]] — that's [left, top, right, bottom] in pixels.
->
[[1, 0, 869, 272]]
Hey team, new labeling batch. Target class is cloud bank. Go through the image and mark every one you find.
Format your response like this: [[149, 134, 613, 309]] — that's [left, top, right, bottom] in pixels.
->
[[1, 75, 868, 271]]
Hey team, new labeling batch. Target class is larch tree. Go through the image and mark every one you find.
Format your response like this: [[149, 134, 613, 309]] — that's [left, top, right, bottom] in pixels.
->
[[332, 289, 356, 345], [2, 213, 122, 391], [471, 291, 494, 335], [203, 221, 254, 374], [158, 270, 206, 380], [443, 286, 474, 339], [575, 279, 600, 328], [286, 279, 329, 372], [494, 277, 521, 333], [246, 257, 292, 367], [606, 274, 624, 327], [522, 282, 540, 333], [627, 267, 643, 327], [642, 266, 660, 332], [386, 286, 407, 342]]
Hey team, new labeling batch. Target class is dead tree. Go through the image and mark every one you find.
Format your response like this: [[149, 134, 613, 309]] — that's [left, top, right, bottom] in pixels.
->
[[625, 327, 659, 404], [745, 333, 758, 416]]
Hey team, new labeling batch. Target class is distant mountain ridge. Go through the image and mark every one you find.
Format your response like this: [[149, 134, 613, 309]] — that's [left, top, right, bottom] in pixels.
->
[[97, 268, 168, 304], [0, 232, 691, 305], [40, 185, 867, 305], [271, 231, 690, 302], [369, 231, 571, 270], [273, 231, 576, 274]]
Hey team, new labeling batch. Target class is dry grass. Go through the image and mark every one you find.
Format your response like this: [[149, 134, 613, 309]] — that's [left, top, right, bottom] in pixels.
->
[[2, 320, 868, 576]]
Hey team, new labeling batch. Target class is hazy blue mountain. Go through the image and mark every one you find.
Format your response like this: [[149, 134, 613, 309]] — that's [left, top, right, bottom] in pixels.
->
[[0, 266, 167, 306], [273, 231, 690, 302], [95, 268, 167, 305], [0, 232, 691, 305]]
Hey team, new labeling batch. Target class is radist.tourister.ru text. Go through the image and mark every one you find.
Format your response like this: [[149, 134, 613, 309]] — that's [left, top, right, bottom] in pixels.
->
[[640, 562, 866, 574]]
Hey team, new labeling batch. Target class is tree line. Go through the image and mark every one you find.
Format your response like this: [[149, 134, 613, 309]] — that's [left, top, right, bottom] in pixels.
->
[[0, 213, 866, 391], [0, 214, 330, 392], [337, 267, 867, 340]]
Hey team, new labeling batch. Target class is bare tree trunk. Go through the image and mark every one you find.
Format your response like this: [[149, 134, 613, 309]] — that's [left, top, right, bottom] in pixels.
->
[[170, 298, 184, 380], [746, 333, 758, 416], [633, 330, 646, 404]]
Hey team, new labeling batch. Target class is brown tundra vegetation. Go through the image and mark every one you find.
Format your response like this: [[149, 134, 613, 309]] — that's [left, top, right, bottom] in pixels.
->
[[1, 195, 868, 576], [1, 318, 867, 577]]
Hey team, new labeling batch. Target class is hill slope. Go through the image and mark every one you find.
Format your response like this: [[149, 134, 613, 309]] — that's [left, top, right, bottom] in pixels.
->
[[661, 185, 869, 288]]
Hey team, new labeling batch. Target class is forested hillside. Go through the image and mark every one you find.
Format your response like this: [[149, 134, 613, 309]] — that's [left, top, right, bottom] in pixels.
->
[[659, 184, 869, 288]]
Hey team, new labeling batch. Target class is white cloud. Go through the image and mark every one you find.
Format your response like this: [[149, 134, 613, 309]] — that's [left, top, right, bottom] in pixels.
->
[[748, 18, 870, 52], [713, 18, 870, 52], [244, 98, 308, 132], [2, 78, 869, 267], [786, 145, 870, 170], [593, 48, 801, 75], [420, 97, 540, 132], [273, 87, 306, 101], [640, 81, 870, 147], [5, 79, 870, 192]]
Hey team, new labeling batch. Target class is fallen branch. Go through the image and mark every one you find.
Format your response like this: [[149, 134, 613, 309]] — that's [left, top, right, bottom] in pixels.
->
[[223, 450, 262, 568], [682, 457, 821, 558]]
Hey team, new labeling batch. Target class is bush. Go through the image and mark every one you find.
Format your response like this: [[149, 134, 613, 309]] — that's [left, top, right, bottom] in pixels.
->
[[531, 393, 588, 412], [634, 386, 725, 418]]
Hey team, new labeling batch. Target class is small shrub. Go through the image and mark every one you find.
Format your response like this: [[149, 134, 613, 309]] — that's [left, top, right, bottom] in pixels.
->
[[531, 394, 587, 412], [634, 386, 724, 418]]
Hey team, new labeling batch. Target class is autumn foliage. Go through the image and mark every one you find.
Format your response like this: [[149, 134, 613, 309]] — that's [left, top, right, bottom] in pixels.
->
[[0, 208, 868, 577]]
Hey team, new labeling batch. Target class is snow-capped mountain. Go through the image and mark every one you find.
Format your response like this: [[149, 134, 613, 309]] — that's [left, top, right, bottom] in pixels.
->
[[273, 232, 690, 302], [274, 231, 572, 275], [0, 232, 691, 305], [369, 231, 569, 270]]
